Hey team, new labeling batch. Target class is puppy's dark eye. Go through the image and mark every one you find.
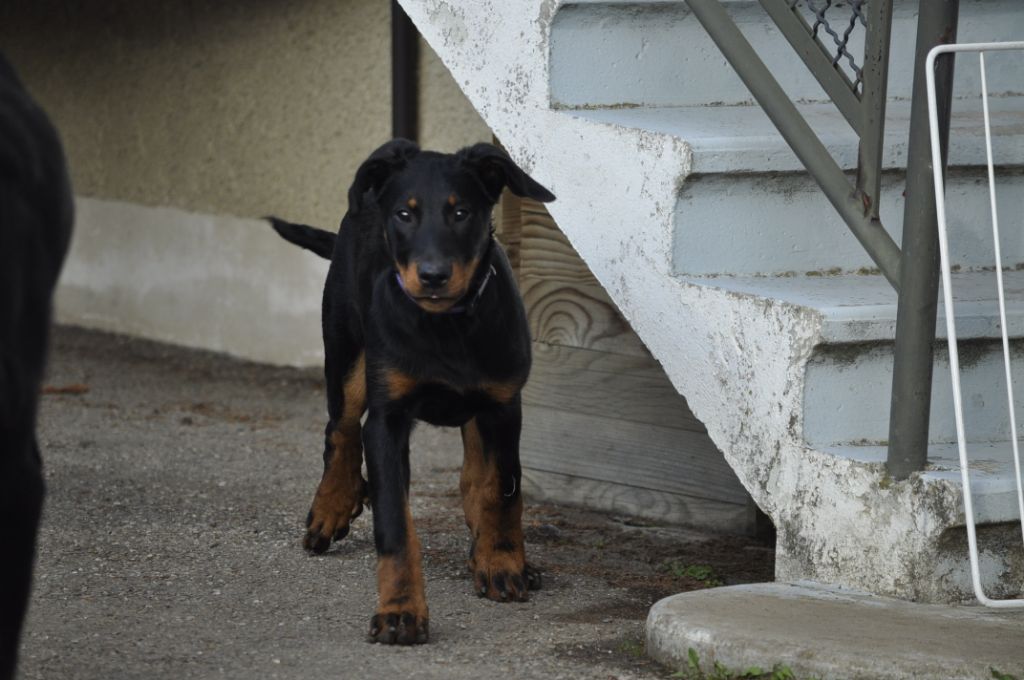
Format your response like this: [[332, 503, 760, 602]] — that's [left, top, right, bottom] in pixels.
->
[[453, 208, 470, 221], [395, 209, 413, 223]]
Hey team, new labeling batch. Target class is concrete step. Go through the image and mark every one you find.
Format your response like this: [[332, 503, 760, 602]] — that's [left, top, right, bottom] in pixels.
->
[[823, 442, 1023, 526], [705, 271, 1024, 525], [565, 98, 1024, 277], [647, 583, 1024, 680], [570, 97, 1024, 175], [551, 0, 1024, 110], [705, 271, 1024, 446]]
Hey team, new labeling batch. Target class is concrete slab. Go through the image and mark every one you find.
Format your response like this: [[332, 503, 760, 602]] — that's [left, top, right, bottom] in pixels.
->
[[646, 582, 1024, 680]]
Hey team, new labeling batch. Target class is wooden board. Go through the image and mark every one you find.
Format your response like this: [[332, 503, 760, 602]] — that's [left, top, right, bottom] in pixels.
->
[[521, 468, 750, 532], [518, 203, 598, 285], [525, 342, 707, 433], [520, 405, 747, 506], [497, 186, 521, 276], [517, 197, 651, 358], [519, 277, 651, 357], [502, 193, 754, 534]]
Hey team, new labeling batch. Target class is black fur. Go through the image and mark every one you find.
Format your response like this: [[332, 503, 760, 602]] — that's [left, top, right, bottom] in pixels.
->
[[267, 217, 335, 260], [0, 53, 73, 680], [270, 139, 554, 644]]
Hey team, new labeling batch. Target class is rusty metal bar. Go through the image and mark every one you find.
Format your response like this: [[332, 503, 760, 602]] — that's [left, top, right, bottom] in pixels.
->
[[856, 0, 894, 221]]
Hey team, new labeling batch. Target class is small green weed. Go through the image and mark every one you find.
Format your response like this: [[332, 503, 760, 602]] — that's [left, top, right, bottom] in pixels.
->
[[991, 668, 1020, 680], [617, 637, 645, 659], [670, 647, 813, 680], [660, 561, 724, 588]]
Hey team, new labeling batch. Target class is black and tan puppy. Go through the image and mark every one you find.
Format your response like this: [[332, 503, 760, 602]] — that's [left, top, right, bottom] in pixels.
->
[[0, 53, 73, 680], [269, 139, 555, 645]]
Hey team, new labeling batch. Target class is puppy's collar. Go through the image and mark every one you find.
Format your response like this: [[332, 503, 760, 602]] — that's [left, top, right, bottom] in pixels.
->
[[394, 237, 497, 316]]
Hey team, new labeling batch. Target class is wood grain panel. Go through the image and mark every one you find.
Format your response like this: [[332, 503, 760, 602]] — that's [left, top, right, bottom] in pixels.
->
[[520, 405, 747, 505], [497, 187, 522, 277], [518, 201, 597, 285], [516, 198, 650, 357], [524, 342, 707, 433], [521, 468, 749, 532], [503, 192, 751, 533], [519, 276, 650, 357]]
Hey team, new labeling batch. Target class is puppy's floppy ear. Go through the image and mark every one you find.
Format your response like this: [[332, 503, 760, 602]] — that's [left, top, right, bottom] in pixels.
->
[[457, 143, 556, 204], [348, 138, 420, 215]]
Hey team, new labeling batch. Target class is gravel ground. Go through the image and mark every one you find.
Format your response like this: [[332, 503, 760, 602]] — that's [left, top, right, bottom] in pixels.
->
[[19, 326, 773, 680]]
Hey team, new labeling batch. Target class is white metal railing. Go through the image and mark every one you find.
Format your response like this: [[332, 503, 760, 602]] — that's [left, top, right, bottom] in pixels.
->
[[928, 41, 1024, 608]]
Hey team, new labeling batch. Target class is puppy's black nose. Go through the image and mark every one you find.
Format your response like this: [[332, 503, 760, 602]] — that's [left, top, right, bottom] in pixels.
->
[[417, 262, 451, 289]]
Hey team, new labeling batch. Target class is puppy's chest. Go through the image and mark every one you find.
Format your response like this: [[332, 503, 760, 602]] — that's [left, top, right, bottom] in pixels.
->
[[405, 381, 516, 427]]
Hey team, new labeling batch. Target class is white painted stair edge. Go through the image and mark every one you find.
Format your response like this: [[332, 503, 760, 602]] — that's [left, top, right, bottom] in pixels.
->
[[398, 0, 1022, 602]]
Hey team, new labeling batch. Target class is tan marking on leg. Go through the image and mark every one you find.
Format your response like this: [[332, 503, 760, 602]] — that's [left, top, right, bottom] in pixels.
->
[[306, 354, 367, 550], [371, 504, 429, 644], [460, 419, 527, 602], [382, 369, 418, 401], [480, 381, 521, 404], [376, 506, 428, 616]]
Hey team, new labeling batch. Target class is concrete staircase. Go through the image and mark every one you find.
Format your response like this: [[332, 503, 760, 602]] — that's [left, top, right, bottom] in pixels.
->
[[399, 0, 1024, 602]]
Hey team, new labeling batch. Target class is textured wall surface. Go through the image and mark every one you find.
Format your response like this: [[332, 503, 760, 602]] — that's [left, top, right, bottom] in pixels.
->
[[0, 0, 491, 364], [0, 0, 491, 229]]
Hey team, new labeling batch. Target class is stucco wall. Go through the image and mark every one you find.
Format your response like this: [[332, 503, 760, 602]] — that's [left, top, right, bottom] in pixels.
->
[[0, 0, 492, 364], [0, 0, 489, 227]]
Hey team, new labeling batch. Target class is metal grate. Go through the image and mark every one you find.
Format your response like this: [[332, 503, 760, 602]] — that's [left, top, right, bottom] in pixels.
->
[[788, 0, 867, 93]]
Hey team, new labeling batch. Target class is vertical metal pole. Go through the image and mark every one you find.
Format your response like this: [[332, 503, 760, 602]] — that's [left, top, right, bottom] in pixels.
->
[[391, 0, 419, 141], [886, 0, 959, 479]]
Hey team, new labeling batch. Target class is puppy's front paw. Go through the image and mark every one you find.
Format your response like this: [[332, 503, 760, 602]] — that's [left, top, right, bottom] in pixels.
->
[[303, 477, 367, 554], [368, 611, 429, 645], [470, 553, 540, 602]]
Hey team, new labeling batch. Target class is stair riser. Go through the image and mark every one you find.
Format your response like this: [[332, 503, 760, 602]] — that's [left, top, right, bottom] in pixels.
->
[[673, 170, 1024, 277], [551, 0, 1024, 110], [803, 340, 1024, 447]]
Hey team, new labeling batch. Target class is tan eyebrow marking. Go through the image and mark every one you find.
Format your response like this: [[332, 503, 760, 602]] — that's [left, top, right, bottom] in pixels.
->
[[448, 194, 458, 206], [407, 198, 418, 209]]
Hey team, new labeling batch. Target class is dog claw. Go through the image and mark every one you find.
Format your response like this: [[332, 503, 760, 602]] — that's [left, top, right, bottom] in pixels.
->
[[471, 561, 536, 602], [368, 612, 428, 645], [305, 532, 331, 554]]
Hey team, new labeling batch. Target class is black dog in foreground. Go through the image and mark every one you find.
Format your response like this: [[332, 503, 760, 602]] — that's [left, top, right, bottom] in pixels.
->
[[0, 54, 73, 679], [270, 139, 555, 645]]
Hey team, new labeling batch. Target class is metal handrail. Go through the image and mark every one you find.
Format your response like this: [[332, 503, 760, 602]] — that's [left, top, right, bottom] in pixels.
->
[[686, 0, 960, 478], [686, 0, 902, 288]]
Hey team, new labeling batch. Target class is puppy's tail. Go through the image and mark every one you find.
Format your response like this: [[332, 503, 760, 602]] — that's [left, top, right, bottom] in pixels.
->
[[265, 216, 336, 260]]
